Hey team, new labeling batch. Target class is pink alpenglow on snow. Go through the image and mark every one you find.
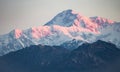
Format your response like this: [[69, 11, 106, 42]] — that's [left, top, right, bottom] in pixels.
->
[[32, 26, 51, 39], [15, 29, 22, 38], [91, 16, 114, 25], [71, 10, 99, 33], [73, 14, 99, 34], [53, 25, 72, 37]]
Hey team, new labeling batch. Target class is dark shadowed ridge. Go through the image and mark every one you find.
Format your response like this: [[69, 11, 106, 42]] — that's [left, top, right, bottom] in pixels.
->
[[0, 40, 120, 72]]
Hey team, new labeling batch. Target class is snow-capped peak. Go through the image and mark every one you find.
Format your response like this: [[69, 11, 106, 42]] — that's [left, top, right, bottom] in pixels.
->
[[45, 9, 77, 27], [45, 9, 99, 34]]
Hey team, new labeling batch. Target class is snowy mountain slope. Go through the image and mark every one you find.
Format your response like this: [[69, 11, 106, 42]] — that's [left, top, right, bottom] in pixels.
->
[[45, 9, 120, 48], [0, 29, 36, 55], [98, 23, 120, 48], [0, 9, 120, 56]]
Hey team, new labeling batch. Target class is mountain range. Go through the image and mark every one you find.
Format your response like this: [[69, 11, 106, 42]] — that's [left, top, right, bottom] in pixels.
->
[[0, 9, 120, 72], [0, 9, 120, 56]]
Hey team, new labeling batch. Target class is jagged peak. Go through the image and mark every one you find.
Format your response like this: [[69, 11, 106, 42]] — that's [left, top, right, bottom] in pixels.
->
[[90, 16, 114, 24]]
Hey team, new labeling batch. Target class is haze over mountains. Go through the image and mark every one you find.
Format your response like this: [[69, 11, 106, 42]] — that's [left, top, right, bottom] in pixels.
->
[[0, 9, 120, 56]]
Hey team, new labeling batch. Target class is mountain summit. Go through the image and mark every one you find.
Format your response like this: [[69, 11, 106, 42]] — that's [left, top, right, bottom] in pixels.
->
[[45, 9, 78, 27], [45, 9, 114, 28], [0, 9, 120, 56]]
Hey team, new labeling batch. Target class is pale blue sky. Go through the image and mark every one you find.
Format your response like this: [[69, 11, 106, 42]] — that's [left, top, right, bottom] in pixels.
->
[[0, 0, 120, 35]]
